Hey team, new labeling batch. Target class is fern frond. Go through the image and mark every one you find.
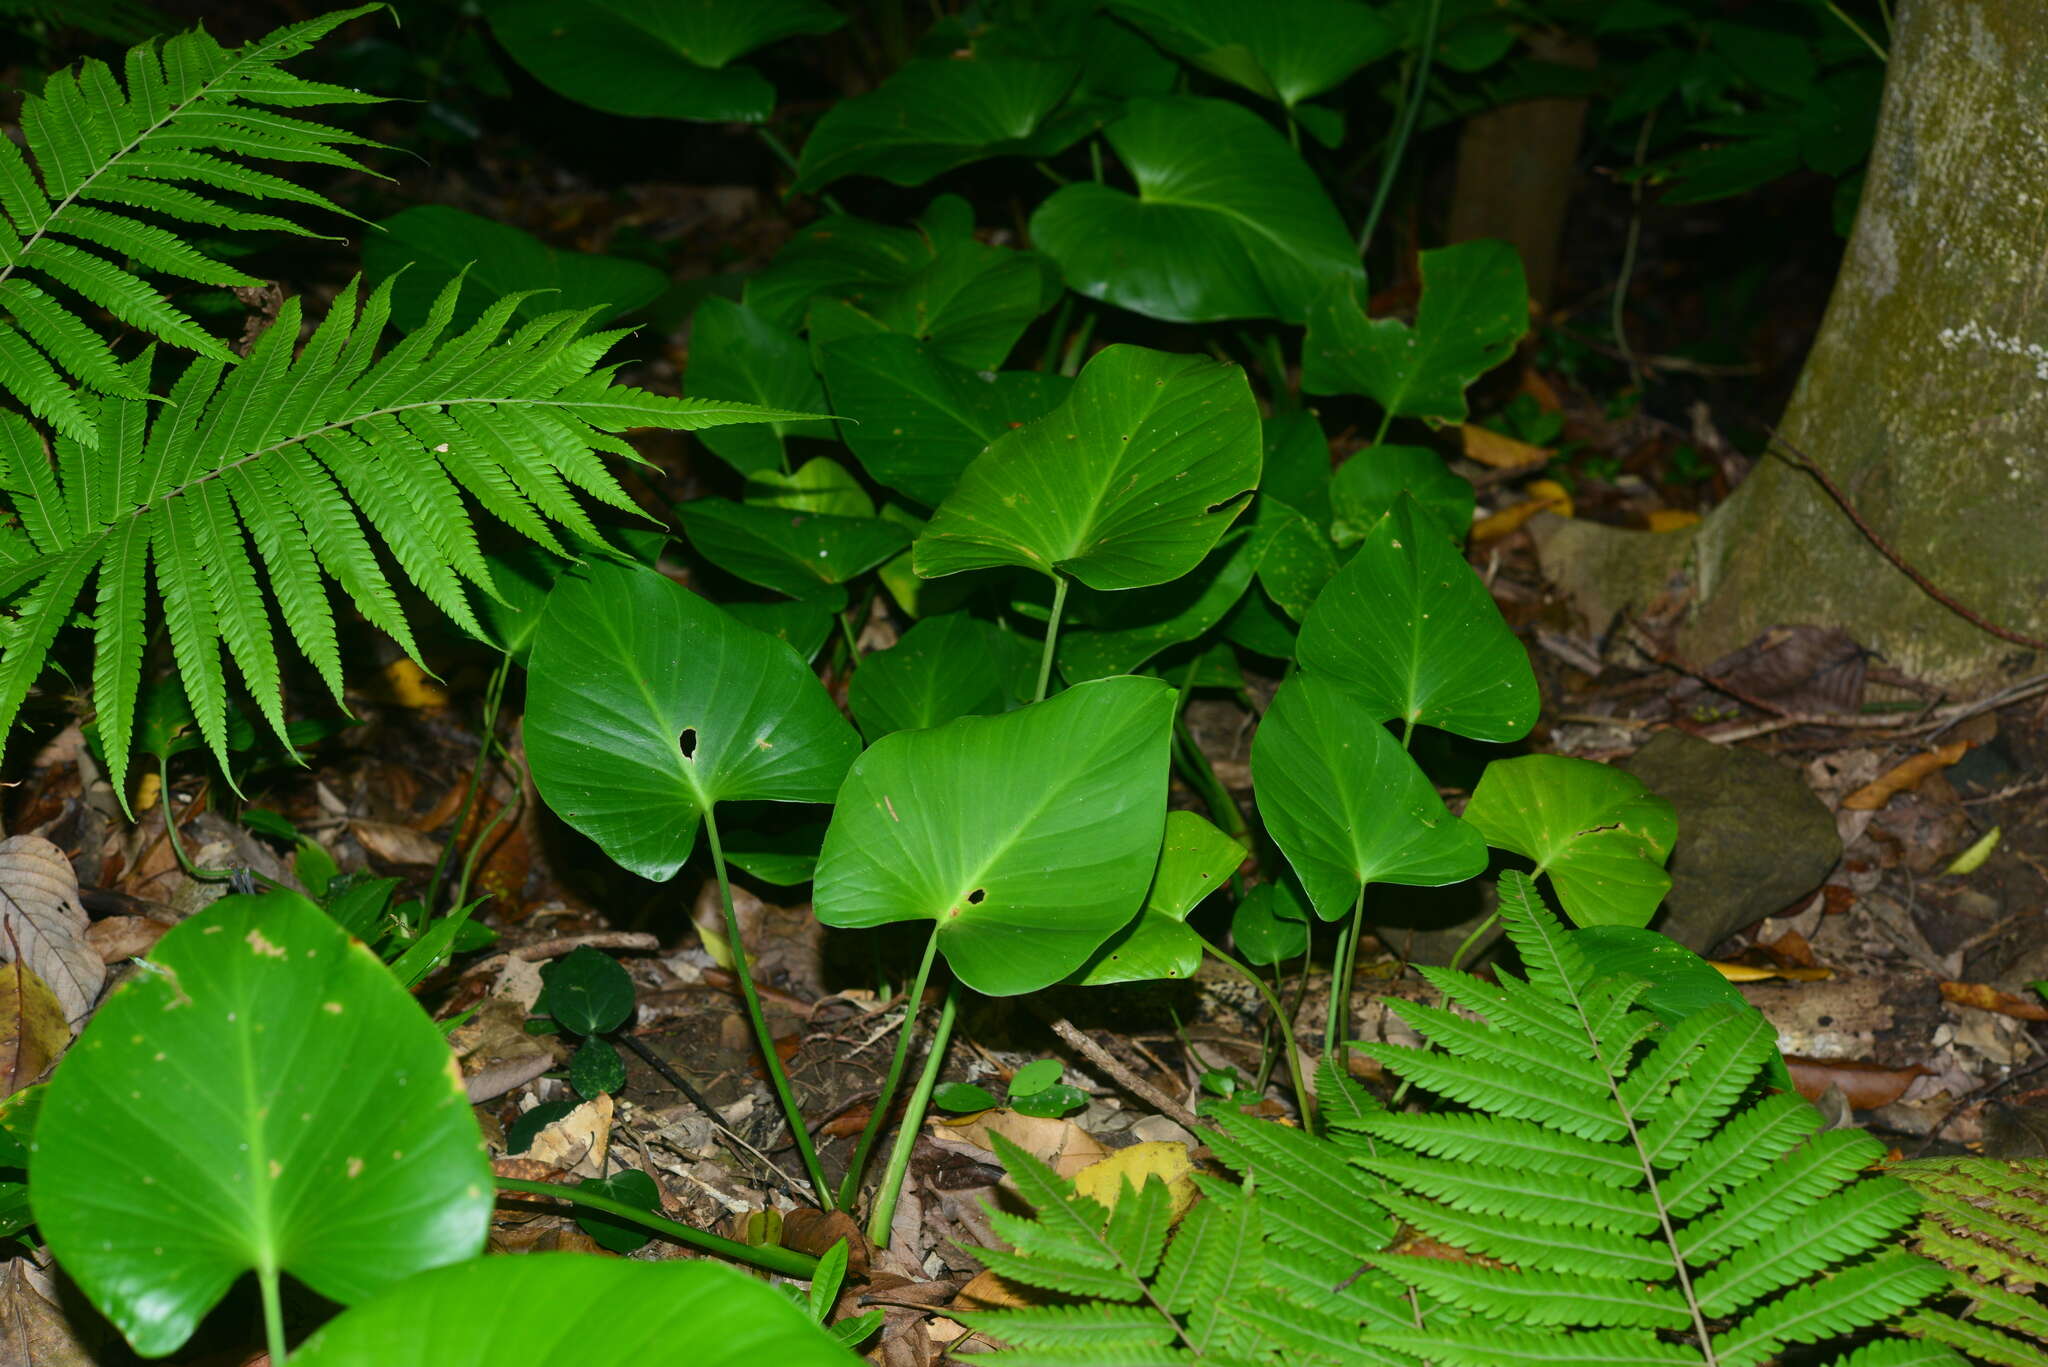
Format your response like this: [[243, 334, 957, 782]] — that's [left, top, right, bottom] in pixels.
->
[[1154, 1186, 1263, 1356], [1360, 1037, 1626, 1141], [949, 1303, 1177, 1353], [1368, 1255, 1691, 1330], [1204, 1103, 1395, 1265], [1365, 1326, 1700, 1365], [0, 7, 386, 445], [0, 273, 826, 805], [1355, 1154, 1662, 1235], [1678, 1126, 1889, 1263], [1825, 1338, 1971, 1367], [1375, 1190, 1672, 1279], [1658, 1090, 1826, 1219], [1710, 1249, 1949, 1367], [1891, 1156, 2048, 1365], [1691, 1178, 1923, 1315], [1215, 1288, 1419, 1366]]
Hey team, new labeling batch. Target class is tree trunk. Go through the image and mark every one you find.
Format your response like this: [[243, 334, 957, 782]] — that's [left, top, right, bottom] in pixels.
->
[[1534, 0, 2048, 692]]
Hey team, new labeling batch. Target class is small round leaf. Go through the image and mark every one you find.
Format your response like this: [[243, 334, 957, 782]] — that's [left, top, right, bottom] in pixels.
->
[[538, 946, 636, 1036], [574, 1168, 661, 1253], [569, 1039, 627, 1099], [934, 1082, 1001, 1113], [1009, 1059, 1065, 1098]]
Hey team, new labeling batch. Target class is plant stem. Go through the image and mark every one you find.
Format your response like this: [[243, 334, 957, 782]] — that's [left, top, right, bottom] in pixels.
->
[[1194, 931, 1310, 1127], [259, 1266, 286, 1367], [835, 930, 940, 1209], [1326, 887, 1366, 1083], [495, 1177, 819, 1278], [1372, 407, 1395, 447], [433, 650, 513, 912], [157, 771, 229, 883], [869, 980, 958, 1247], [1172, 709, 1247, 840], [754, 125, 845, 213], [1058, 310, 1097, 376], [702, 806, 835, 1209], [1356, 0, 1441, 258], [1447, 910, 1499, 973], [1034, 575, 1070, 703]]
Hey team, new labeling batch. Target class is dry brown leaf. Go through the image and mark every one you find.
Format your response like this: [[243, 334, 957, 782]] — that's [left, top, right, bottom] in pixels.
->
[[1939, 981, 2048, 1022], [951, 1267, 1041, 1312], [1460, 424, 1550, 470], [0, 961, 68, 1097], [349, 820, 444, 866], [450, 997, 559, 1103], [84, 914, 168, 964], [1471, 480, 1572, 541], [940, 1110, 1108, 1177], [1843, 742, 1970, 810], [0, 1256, 99, 1367], [0, 835, 103, 1028], [1785, 1057, 1931, 1110], [525, 1093, 613, 1177]]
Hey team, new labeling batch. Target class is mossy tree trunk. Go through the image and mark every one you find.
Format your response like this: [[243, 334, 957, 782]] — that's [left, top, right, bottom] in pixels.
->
[[1537, 0, 2048, 691]]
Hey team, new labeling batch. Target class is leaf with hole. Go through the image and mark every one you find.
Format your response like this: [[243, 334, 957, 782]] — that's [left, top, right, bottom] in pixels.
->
[[1464, 754, 1677, 929], [848, 613, 1037, 742], [29, 891, 493, 1356], [361, 206, 667, 336], [1029, 97, 1363, 324], [1056, 532, 1259, 682], [822, 334, 1069, 507], [1330, 446, 1473, 545], [914, 344, 1261, 591], [1254, 672, 1487, 920], [291, 1254, 859, 1365], [680, 498, 912, 606], [748, 198, 1060, 369], [1070, 810, 1245, 986], [813, 676, 1174, 996], [796, 58, 1085, 190], [480, 0, 843, 123], [1303, 240, 1528, 425], [1107, 0, 1398, 108], [1297, 493, 1538, 741], [685, 298, 837, 476], [525, 559, 861, 882]]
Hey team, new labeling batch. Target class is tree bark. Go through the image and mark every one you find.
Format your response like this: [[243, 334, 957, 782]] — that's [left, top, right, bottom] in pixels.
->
[[1535, 0, 2048, 691]]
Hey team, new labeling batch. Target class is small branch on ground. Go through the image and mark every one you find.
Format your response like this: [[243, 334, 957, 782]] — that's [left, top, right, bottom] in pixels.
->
[[1040, 1015, 1201, 1130]]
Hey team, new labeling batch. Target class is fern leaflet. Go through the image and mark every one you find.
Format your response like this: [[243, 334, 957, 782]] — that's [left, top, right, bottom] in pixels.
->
[[1891, 1157, 2048, 1365]]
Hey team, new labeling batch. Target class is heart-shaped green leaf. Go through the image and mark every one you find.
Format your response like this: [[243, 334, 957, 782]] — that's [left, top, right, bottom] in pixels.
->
[[1297, 493, 1538, 741], [1057, 533, 1258, 681], [748, 198, 1060, 369], [30, 892, 493, 1356], [1330, 446, 1473, 545], [1070, 811, 1246, 986], [1245, 497, 1337, 622], [1253, 672, 1487, 920], [1030, 97, 1363, 324], [363, 206, 668, 335], [723, 599, 838, 662], [914, 345, 1261, 590], [823, 334, 1069, 507], [813, 676, 1174, 996], [680, 498, 913, 605], [848, 613, 1037, 741], [481, 0, 844, 123], [1464, 754, 1677, 929], [525, 559, 861, 881], [686, 298, 836, 475], [1232, 876, 1312, 966], [796, 58, 1084, 190], [746, 458, 874, 518], [1107, 0, 1398, 107], [1303, 239, 1528, 424], [291, 1254, 859, 1365]]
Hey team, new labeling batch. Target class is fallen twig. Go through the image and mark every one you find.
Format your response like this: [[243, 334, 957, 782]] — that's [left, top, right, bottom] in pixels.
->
[[1041, 1015, 1201, 1131]]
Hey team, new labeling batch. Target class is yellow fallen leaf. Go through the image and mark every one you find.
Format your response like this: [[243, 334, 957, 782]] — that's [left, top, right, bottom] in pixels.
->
[[133, 770, 161, 813], [1471, 479, 1572, 541], [1460, 424, 1551, 470], [377, 658, 449, 709], [1710, 962, 1782, 982], [1072, 1141, 1197, 1219], [1646, 508, 1701, 532], [0, 960, 70, 1096]]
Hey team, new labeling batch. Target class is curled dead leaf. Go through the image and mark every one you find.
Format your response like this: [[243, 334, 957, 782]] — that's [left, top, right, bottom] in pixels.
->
[[1472, 479, 1572, 541], [1785, 1056, 1931, 1110], [0, 835, 103, 1028], [1939, 980, 2048, 1022], [1842, 742, 1969, 811], [1459, 424, 1550, 470]]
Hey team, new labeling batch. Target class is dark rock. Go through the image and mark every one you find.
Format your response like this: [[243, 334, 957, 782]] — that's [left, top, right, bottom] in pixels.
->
[[1619, 730, 1841, 953]]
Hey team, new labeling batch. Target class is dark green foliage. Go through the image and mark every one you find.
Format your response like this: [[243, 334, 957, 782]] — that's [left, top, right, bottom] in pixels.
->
[[1891, 1158, 2048, 1365]]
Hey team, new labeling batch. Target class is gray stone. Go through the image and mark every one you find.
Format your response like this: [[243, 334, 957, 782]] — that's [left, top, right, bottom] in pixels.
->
[[1619, 730, 1842, 953]]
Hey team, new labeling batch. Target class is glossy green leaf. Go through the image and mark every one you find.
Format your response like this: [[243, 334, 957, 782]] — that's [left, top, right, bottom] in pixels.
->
[[570, 1039, 626, 1098], [291, 1255, 859, 1365], [686, 298, 836, 475], [746, 457, 873, 518], [1232, 877, 1312, 966], [575, 1168, 660, 1253], [1260, 410, 1334, 525], [1220, 584, 1299, 660], [1009, 1083, 1089, 1117], [525, 559, 861, 881], [914, 345, 1260, 590], [723, 599, 837, 662], [361, 206, 666, 336], [30, 892, 493, 1356], [1464, 754, 1677, 929], [1254, 673, 1486, 920], [1009, 1059, 1065, 1097], [935, 1082, 1001, 1113], [1056, 533, 1258, 681], [973, 0, 1180, 100], [822, 334, 1069, 507], [1297, 493, 1538, 741], [848, 613, 1036, 741], [1030, 97, 1363, 324], [748, 198, 1060, 369], [813, 676, 1174, 996], [796, 58, 1083, 190], [1303, 239, 1528, 424], [680, 499, 912, 604], [1107, 0, 1398, 106], [1330, 446, 1473, 545], [721, 819, 828, 885], [480, 0, 843, 123], [1070, 810, 1245, 986], [538, 945, 635, 1036], [1245, 497, 1337, 622]]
